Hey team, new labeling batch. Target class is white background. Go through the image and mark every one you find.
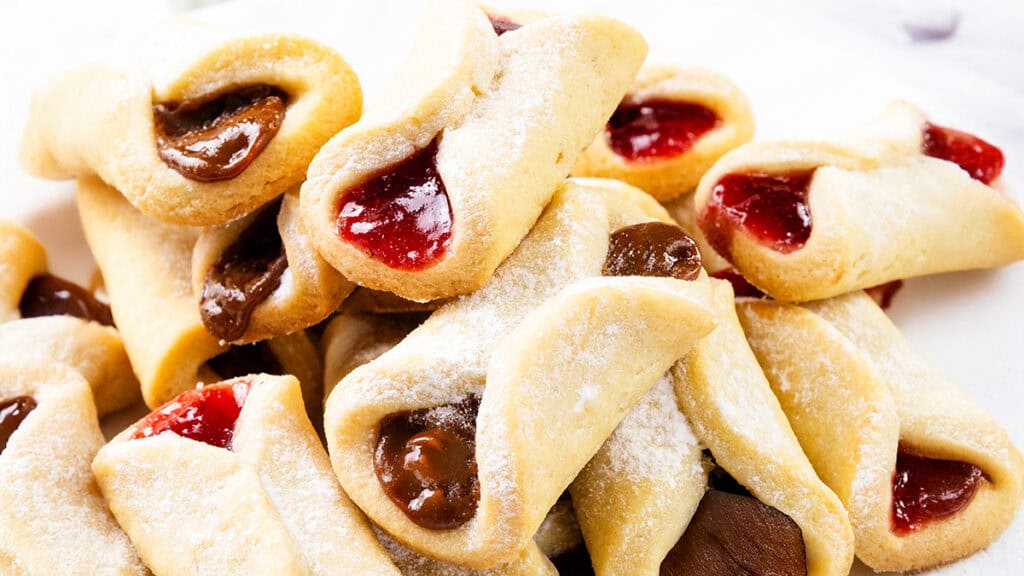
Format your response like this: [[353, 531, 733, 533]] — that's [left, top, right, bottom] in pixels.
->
[[1, 1, 1022, 574]]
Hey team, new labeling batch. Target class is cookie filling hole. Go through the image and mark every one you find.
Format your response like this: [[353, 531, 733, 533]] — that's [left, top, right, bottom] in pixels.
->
[[603, 222, 702, 280], [661, 458, 807, 576], [892, 444, 985, 534], [131, 380, 251, 450], [153, 84, 288, 182], [375, 395, 480, 530], [0, 396, 37, 455], [606, 99, 719, 162], [698, 169, 816, 260], [922, 122, 1004, 185], [336, 139, 452, 271], [488, 14, 522, 35], [19, 273, 114, 326], [200, 199, 288, 342]]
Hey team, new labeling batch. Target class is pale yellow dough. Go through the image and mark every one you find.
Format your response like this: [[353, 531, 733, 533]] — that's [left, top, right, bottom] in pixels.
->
[[93, 374, 400, 576], [0, 364, 147, 576], [325, 179, 716, 568], [737, 292, 1024, 572], [192, 190, 353, 344], [21, 23, 361, 226], [302, 0, 647, 301], [693, 101, 1024, 302], [574, 65, 755, 201]]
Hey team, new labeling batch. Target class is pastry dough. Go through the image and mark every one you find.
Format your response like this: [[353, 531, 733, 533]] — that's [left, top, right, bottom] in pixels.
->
[[737, 292, 1024, 572], [21, 22, 361, 226], [93, 373, 399, 576], [0, 363, 147, 575], [571, 279, 854, 576], [325, 179, 716, 568], [78, 176, 322, 409], [693, 101, 1024, 302], [574, 66, 755, 201], [0, 222, 46, 323], [0, 221, 140, 415], [192, 189, 353, 343], [302, 0, 646, 301]]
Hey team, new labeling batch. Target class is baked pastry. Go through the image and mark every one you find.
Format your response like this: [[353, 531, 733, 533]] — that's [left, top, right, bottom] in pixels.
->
[[325, 178, 717, 567], [301, 0, 647, 301], [93, 372, 399, 576], [78, 176, 322, 411], [0, 221, 139, 415], [737, 291, 1024, 571], [0, 363, 147, 575], [571, 279, 854, 576], [693, 101, 1024, 302], [192, 189, 352, 343], [574, 65, 755, 201], [21, 23, 361, 226]]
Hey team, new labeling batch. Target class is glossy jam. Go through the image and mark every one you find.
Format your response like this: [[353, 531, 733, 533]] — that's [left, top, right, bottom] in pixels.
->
[[489, 15, 521, 35], [921, 122, 1004, 185], [374, 396, 479, 529], [606, 100, 719, 161], [206, 342, 283, 380], [131, 381, 251, 450], [337, 140, 452, 270], [19, 273, 114, 326], [0, 396, 37, 455], [603, 222, 702, 280], [661, 489, 807, 576], [892, 446, 984, 534], [153, 85, 287, 182], [710, 268, 765, 299], [200, 199, 288, 341], [866, 280, 903, 310], [699, 170, 816, 260]]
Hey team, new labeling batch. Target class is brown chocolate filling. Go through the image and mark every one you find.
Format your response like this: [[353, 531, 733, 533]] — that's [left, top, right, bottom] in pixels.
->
[[603, 222, 702, 280], [374, 396, 480, 530], [200, 199, 288, 342], [18, 273, 114, 326], [661, 462, 807, 576], [205, 341, 284, 380], [153, 85, 287, 181], [0, 396, 37, 455]]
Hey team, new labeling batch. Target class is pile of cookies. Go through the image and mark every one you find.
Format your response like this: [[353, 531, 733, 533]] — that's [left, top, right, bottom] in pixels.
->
[[4, 1, 1023, 575]]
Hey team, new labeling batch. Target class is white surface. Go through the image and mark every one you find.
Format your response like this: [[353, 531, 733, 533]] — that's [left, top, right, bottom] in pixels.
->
[[1, 0, 1022, 573]]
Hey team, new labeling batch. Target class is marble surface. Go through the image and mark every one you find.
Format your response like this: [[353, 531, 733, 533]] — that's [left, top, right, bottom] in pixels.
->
[[1, 1, 1022, 574]]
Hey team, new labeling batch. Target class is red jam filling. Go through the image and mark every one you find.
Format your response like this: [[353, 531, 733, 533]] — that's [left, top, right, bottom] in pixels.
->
[[131, 381, 251, 450], [921, 122, 1004, 185], [892, 446, 985, 534], [0, 396, 37, 455], [489, 15, 521, 35], [336, 140, 452, 270], [710, 268, 765, 299], [866, 280, 903, 310], [698, 170, 816, 260], [605, 99, 719, 161]]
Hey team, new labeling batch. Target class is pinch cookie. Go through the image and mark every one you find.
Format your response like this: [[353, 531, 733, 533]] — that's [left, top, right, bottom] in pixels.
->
[[21, 23, 361, 226], [93, 373, 399, 576], [0, 222, 139, 415], [192, 189, 353, 344], [574, 65, 755, 201], [737, 292, 1024, 572], [325, 179, 716, 567], [302, 0, 646, 301], [78, 176, 322, 409], [571, 279, 854, 576], [693, 102, 1024, 302], [0, 364, 146, 576]]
